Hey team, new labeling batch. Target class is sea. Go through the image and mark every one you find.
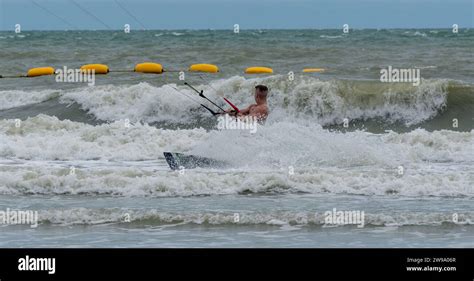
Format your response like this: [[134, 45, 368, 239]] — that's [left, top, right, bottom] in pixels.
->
[[0, 29, 473, 247]]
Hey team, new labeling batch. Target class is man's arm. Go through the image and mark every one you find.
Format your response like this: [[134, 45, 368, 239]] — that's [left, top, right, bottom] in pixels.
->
[[237, 105, 253, 116]]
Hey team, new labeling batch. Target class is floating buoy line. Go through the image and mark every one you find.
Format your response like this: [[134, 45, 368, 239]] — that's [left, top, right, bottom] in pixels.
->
[[0, 63, 325, 79]]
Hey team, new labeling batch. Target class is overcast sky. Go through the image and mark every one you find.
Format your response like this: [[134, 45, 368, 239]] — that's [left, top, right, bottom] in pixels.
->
[[0, 0, 473, 30]]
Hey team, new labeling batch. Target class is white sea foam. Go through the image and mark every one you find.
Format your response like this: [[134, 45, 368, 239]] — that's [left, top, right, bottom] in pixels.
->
[[0, 76, 451, 126], [0, 89, 58, 110], [33, 208, 474, 227], [1, 162, 472, 197], [60, 82, 200, 123], [0, 116, 472, 198], [1, 115, 472, 165], [0, 115, 207, 160], [320, 35, 344, 39]]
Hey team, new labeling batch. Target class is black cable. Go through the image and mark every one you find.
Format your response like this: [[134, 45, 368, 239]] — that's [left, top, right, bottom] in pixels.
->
[[32, 0, 78, 29], [114, 0, 147, 30], [71, 0, 112, 30]]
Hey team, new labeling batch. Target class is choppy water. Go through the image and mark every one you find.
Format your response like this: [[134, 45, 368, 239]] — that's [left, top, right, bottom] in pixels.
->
[[0, 30, 473, 247]]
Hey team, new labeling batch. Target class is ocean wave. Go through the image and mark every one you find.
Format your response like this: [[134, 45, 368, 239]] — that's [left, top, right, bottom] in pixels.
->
[[2, 76, 471, 129], [403, 31, 427, 37], [0, 115, 471, 198], [0, 89, 59, 110], [1, 115, 472, 164], [0, 128, 472, 198], [0, 115, 472, 165], [34, 208, 474, 227], [60, 82, 202, 124], [0, 165, 471, 197], [320, 34, 344, 39], [59, 76, 458, 127], [271, 77, 449, 126], [415, 65, 437, 69], [0, 115, 206, 161]]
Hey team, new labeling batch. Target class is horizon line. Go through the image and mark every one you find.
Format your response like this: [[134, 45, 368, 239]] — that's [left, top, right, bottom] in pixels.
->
[[1, 27, 472, 32]]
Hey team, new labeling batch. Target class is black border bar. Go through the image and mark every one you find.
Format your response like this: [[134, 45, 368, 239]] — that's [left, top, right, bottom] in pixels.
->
[[0, 248, 472, 281]]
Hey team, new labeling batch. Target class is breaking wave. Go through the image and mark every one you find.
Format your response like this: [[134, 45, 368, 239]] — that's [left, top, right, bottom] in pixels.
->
[[32, 208, 474, 227], [1, 76, 472, 131]]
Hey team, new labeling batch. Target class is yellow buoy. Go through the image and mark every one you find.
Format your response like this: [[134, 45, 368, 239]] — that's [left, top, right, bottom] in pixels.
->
[[189, 64, 219, 73], [135, 62, 163, 74], [80, 64, 109, 74], [245, 66, 273, 74], [303, 68, 326, 73], [27, 67, 55, 77]]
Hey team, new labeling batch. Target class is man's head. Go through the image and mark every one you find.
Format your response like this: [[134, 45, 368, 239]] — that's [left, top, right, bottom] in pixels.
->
[[254, 85, 268, 103]]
